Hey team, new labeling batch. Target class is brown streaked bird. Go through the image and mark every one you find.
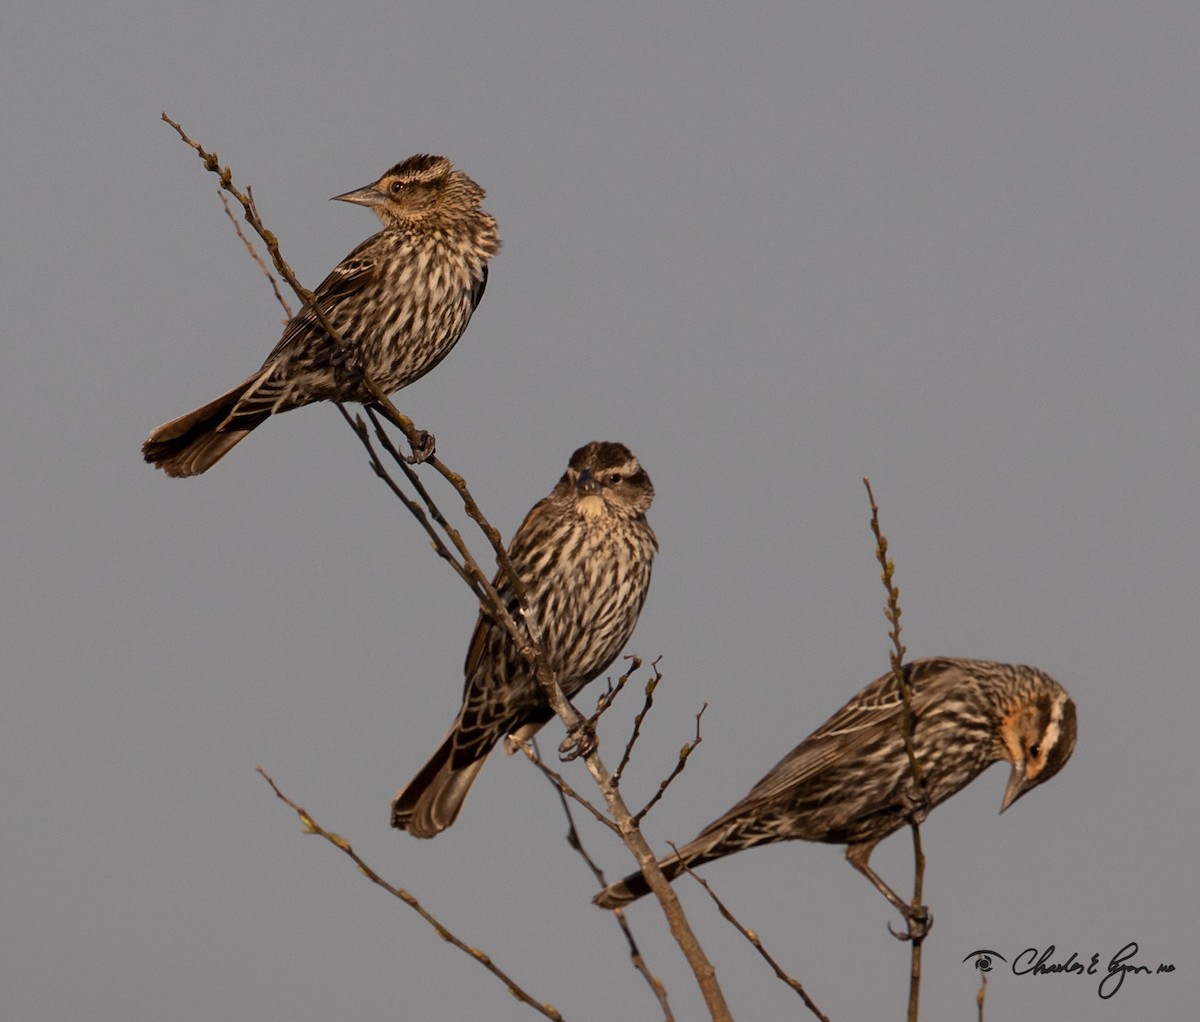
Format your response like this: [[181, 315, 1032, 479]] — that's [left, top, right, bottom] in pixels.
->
[[595, 657, 1076, 926], [143, 154, 499, 477], [392, 442, 657, 838]]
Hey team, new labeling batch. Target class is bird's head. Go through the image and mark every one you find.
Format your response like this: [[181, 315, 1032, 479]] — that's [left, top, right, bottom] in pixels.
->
[[562, 442, 654, 520], [332, 154, 488, 229], [998, 684, 1077, 812]]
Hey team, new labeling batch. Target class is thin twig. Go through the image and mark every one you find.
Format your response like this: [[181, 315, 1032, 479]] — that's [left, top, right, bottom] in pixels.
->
[[633, 704, 706, 824], [863, 478, 925, 1022], [589, 654, 642, 726], [339, 407, 489, 602], [612, 657, 663, 786], [364, 407, 508, 605], [673, 853, 829, 1021], [862, 480, 917, 780], [256, 767, 566, 1021], [218, 191, 293, 320], [508, 737, 617, 833]]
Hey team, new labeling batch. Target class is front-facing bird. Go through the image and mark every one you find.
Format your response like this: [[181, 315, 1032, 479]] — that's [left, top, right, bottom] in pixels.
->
[[392, 442, 658, 837], [595, 657, 1076, 925], [143, 154, 499, 477]]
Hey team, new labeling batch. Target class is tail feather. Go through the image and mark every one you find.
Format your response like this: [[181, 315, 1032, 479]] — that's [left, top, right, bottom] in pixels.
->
[[594, 832, 727, 909], [391, 729, 488, 838], [142, 374, 267, 477]]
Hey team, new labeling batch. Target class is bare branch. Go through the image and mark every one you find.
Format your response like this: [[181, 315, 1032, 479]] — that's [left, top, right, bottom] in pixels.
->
[[863, 478, 925, 1021], [166, 117, 731, 1019], [256, 767, 567, 1021], [672, 852, 829, 1021]]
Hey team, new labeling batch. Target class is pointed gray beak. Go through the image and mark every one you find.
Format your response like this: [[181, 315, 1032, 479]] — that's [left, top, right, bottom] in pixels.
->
[[1000, 761, 1029, 813], [331, 184, 386, 207]]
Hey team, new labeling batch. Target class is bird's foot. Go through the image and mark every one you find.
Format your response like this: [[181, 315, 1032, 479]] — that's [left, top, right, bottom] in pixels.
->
[[331, 340, 366, 383], [404, 429, 436, 464], [559, 720, 597, 761], [888, 904, 933, 942], [899, 783, 930, 826]]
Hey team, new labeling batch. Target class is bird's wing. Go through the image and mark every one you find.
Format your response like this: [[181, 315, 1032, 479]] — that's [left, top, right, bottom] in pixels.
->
[[263, 235, 383, 364], [707, 659, 964, 814]]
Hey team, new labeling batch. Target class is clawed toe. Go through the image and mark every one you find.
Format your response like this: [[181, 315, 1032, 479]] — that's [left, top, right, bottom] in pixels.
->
[[558, 721, 597, 761], [406, 429, 436, 463], [887, 904, 933, 941]]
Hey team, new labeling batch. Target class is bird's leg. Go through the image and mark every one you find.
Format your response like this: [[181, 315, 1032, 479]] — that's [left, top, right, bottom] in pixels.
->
[[845, 843, 932, 941]]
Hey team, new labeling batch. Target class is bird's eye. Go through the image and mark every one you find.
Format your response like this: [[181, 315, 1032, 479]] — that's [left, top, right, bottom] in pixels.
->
[[1029, 743, 1041, 759], [390, 181, 405, 195], [606, 473, 623, 485]]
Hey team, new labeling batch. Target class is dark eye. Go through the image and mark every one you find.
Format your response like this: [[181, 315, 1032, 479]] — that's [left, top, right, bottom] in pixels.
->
[[606, 472, 623, 485], [1029, 743, 1041, 759], [390, 181, 405, 195]]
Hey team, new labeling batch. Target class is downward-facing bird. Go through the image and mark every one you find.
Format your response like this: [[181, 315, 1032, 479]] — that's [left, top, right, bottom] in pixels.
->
[[143, 154, 499, 477], [595, 657, 1076, 930], [392, 442, 658, 837]]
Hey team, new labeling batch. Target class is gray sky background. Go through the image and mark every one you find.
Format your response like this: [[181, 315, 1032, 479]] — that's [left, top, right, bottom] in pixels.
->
[[4, 3, 1196, 1019]]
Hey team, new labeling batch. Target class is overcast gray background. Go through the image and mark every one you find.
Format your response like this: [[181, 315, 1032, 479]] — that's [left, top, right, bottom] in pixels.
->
[[3, 3, 1195, 1019]]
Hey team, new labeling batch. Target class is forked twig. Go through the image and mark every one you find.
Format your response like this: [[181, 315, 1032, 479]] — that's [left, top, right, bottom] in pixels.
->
[[612, 657, 663, 785], [218, 192, 293, 320], [588, 655, 642, 728]]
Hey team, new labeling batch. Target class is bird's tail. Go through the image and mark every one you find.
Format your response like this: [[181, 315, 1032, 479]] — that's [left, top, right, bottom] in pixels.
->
[[593, 830, 730, 908], [391, 727, 489, 838], [142, 374, 268, 477]]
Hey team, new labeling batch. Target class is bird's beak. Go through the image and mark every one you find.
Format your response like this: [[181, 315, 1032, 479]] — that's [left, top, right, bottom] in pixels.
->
[[331, 184, 386, 207], [575, 468, 599, 494], [1000, 761, 1029, 813]]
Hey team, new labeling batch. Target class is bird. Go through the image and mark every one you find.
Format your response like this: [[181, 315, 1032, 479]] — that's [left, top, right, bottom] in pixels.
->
[[392, 441, 658, 837], [594, 657, 1077, 929], [142, 154, 499, 477]]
